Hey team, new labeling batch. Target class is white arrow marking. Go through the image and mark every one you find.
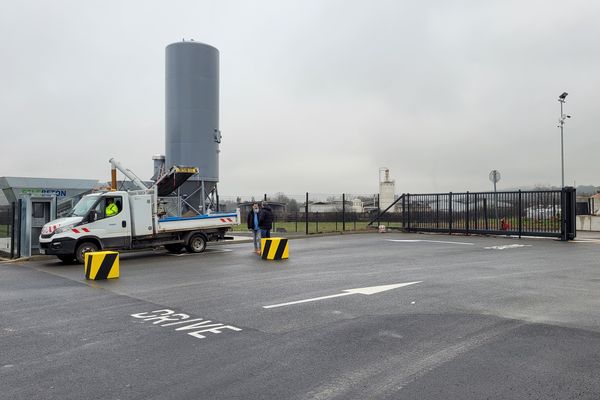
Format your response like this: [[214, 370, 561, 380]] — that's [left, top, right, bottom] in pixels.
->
[[262, 281, 422, 309], [386, 239, 474, 246]]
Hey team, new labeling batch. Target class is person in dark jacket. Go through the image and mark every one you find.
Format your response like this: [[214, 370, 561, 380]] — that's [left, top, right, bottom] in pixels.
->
[[247, 203, 261, 254], [259, 202, 274, 238]]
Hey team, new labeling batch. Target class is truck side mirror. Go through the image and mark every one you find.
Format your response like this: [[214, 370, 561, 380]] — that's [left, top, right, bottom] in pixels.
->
[[88, 210, 98, 222]]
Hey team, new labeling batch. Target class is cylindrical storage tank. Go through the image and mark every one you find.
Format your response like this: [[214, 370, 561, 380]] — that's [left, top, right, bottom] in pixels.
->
[[165, 41, 219, 182], [379, 181, 396, 211]]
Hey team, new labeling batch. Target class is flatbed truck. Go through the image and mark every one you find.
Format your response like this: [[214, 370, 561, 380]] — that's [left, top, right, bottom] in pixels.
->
[[39, 159, 240, 263]]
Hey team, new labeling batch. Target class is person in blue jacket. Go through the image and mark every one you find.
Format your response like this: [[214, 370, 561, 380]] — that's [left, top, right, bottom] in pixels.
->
[[246, 203, 261, 254]]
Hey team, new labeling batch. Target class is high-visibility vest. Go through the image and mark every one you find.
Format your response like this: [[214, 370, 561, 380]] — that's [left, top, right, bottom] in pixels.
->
[[106, 203, 118, 217]]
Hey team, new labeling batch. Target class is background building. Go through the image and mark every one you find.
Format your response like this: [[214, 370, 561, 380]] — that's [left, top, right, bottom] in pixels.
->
[[379, 168, 396, 211], [0, 177, 99, 257]]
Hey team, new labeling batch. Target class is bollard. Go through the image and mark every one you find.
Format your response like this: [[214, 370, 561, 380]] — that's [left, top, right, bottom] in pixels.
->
[[84, 251, 120, 280], [260, 238, 289, 260]]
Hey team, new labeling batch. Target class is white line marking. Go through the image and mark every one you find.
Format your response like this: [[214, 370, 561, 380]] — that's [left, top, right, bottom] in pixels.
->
[[571, 239, 600, 243], [263, 281, 422, 309], [484, 244, 532, 250], [264, 292, 354, 308], [386, 239, 474, 246]]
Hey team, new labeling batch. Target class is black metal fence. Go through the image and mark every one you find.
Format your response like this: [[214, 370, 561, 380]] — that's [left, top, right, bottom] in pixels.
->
[[0, 203, 17, 258], [256, 210, 376, 234], [221, 193, 381, 234], [370, 188, 577, 240]]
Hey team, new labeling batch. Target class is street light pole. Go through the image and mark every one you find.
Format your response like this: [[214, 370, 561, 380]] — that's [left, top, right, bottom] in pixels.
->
[[558, 92, 569, 188]]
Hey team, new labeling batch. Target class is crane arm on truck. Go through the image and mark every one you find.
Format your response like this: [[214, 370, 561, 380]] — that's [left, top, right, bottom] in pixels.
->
[[110, 158, 148, 191]]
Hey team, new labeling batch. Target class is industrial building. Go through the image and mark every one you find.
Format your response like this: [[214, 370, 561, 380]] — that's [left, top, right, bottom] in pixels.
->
[[0, 177, 99, 257], [378, 168, 397, 211]]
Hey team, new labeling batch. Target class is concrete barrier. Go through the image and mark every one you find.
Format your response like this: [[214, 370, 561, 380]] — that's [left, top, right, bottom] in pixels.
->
[[261, 238, 289, 260], [84, 251, 120, 280], [576, 215, 600, 232]]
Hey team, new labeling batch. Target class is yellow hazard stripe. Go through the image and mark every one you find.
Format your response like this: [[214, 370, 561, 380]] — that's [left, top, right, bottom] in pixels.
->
[[261, 238, 289, 260], [84, 251, 120, 280]]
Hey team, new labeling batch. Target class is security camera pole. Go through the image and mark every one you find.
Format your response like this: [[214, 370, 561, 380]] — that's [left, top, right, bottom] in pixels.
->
[[558, 92, 569, 188]]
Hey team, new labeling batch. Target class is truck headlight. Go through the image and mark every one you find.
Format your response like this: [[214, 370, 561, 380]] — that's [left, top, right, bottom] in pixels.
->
[[55, 224, 76, 234]]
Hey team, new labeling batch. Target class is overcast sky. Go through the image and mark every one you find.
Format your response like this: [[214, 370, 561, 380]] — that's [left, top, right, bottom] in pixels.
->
[[1, 0, 598, 196]]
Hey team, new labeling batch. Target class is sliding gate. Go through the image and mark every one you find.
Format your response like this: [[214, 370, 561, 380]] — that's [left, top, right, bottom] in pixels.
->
[[370, 187, 576, 240]]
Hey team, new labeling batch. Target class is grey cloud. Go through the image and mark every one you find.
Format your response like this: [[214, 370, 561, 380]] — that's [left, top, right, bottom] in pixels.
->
[[1, 0, 598, 196]]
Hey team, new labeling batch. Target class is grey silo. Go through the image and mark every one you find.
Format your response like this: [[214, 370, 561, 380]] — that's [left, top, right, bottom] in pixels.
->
[[165, 41, 220, 183], [165, 41, 220, 212]]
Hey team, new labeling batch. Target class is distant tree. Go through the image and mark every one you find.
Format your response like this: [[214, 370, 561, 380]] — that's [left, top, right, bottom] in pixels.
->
[[272, 192, 300, 212], [273, 192, 288, 203], [287, 198, 299, 212], [575, 185, 597, 196]]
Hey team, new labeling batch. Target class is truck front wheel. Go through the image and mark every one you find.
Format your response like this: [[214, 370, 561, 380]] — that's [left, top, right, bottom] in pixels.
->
[[75, 242, 99, 264], [186, 234, 207, 253]]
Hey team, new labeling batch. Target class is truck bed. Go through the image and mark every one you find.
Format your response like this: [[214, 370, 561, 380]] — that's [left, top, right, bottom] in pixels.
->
[[157, 212, 239, 233]]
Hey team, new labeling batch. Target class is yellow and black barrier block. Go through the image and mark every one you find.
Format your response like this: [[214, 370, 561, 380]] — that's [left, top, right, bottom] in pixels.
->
[[84, 251, 120, 280], [261, 238, 289, 260]]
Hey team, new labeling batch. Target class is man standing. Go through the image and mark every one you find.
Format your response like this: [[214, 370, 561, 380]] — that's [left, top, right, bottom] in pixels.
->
[[247, 203, 261, 254], [259, 201, 273, 239]]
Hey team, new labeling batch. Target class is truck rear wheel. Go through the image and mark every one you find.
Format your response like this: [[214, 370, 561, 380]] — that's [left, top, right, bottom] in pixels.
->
[[75, 242, 99, 264], [185, 234, 207, 253], [164, 243, 184, 253]]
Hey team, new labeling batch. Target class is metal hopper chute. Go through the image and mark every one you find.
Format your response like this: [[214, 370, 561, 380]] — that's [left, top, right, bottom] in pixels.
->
[[154, 166, 199, 197]]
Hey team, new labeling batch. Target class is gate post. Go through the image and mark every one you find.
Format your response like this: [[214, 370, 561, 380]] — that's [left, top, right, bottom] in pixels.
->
[[342, 193, 346, 231], [402, 195, 406, 231], [16, 199, 22, 258], [560, 189, 565, 241], [562, 187, 576, 240], [448, 192, 453, 234], [10, 202, 16, 259], [436, 194, 440, 229], [407, 194, 411, 231], [483, 198, 488, 230], [518, 190, 522, 239], [465, 192, 470, 235], [474, 193, 478, 230], [305, 192, 309, 235]]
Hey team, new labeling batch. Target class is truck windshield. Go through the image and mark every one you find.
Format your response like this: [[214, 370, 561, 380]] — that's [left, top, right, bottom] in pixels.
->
[[69, 195, 100, 217]]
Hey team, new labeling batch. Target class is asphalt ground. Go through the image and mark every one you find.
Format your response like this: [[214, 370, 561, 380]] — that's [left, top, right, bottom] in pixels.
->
[[1, 232, 599, 399]]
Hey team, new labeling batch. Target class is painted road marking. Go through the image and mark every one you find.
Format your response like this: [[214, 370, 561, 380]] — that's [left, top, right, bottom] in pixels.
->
[[131, 309, 241, 339], [263, 282, 422, 309], [386, 239, 474, 246], [484, 244, 533, 250], [571, 239, 600, 243]]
